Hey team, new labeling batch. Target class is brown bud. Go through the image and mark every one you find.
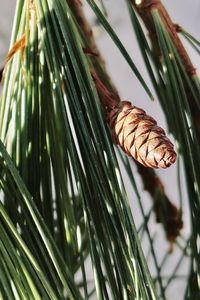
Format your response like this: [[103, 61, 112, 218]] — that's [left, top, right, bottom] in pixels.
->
[[109, 101, 176, 168]]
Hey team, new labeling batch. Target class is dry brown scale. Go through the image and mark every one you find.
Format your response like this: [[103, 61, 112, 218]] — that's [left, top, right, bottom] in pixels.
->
[[108, 101, 176, 169]]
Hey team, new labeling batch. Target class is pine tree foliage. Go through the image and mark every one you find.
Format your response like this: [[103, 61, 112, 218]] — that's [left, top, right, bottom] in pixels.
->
[[0, 0, 200, 299]]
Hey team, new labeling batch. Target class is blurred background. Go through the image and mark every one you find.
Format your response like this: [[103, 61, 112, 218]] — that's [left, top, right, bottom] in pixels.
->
[[1, 1, 200, 299]]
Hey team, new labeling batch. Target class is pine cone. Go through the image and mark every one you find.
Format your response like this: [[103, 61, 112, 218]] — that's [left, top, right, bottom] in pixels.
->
[[109, 101, 176, 168]]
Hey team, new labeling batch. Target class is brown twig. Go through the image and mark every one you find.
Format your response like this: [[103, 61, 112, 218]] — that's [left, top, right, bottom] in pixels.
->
[[67, 0, 119, 95], [92, 72, 120, 111], [131, 0, 196, 76], [132, 0, 200, 131], [136, 164, 183, 247], [67, 0, 105, 66], [174, 23, 182, 33]]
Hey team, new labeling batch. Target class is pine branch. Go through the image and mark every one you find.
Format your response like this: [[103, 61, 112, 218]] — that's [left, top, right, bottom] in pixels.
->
[[2, 0, 198, 298], [136, 163, 183, 245], [127, 1, 200, 290], [67, 0, 119, 95], [1, 0, 160, 298], [67, 0, 105, 66], [131, 0, 196, 76], [131, 0, 200, 129], [67, 0, 176, 169], [67, 0, 182, 245]]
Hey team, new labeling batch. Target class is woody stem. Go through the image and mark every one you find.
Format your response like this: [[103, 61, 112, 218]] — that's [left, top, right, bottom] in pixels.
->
[[131, 0, 196, 76]]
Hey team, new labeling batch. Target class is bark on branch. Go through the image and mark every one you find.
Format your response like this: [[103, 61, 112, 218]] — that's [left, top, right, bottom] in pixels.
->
[[131, 0, 196, 76]]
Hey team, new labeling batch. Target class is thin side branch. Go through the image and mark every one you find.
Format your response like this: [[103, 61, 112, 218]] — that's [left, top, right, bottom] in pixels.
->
[[131, 0, 196, 76], [136, 163, 183, 245], [67, 0, 119, 94], [67, 0, 105, 66]]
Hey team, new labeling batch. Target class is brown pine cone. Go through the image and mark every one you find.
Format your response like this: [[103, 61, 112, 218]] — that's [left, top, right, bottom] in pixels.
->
[[109, 101, 176, 168]]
